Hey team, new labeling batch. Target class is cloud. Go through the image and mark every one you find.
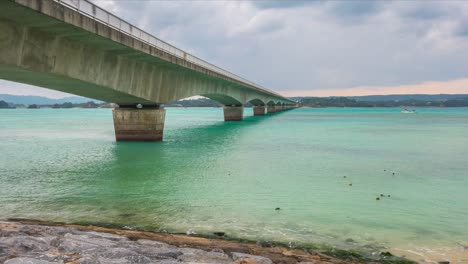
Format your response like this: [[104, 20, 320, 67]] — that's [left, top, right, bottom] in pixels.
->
[[2, 0, 468, 98], [0, 80, 71, 98], [282, 78, 468, 97], [252, 0, 316, 10], [324, 1, 382, 22]]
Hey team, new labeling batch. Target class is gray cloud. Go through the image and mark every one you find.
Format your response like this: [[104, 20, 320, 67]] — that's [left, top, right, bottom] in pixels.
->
[[252, 0, 318, 9], [325, 1, 382, 18], [3, 0, 468, 97]]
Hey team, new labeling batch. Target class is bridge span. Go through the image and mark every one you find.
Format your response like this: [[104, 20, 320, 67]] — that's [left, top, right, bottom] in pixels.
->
[[0, 0, 298, 141]]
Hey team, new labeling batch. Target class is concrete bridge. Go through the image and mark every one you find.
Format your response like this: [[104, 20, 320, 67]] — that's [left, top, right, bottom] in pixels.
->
[[0, 0, 298, 141]]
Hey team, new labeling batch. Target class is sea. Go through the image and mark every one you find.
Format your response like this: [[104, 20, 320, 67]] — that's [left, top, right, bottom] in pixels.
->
[[1, 107, 467, 263]]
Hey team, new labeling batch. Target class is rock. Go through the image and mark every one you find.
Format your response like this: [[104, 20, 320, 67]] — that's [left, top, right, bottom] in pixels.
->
[[438, 261, 450, 264], [348, 183, 352, 186], [61, 233, 119, 250], [136, 239, 172, 248], [5, 257, 56, 264], [177, 248, 231, 263], [84, 231, 129, 241], [213, 232, 225, 237], [157, 251, 183, 259], [75, 256, 100, 264], [376, 197, 380, 200], [380, 251, 393, 257], [232, 252, 273, 264], [211, 248, 225, 254], [275, 207, 281, 211]]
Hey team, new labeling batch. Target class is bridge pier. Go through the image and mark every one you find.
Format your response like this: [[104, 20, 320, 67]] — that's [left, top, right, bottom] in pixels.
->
[[253, 106, 266, 116], [113, 106, 166, 141], [224, 106, 244, 121], [267, 105, 276, 113]]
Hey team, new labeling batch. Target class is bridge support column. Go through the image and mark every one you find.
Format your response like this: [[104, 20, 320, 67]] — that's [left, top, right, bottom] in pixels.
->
[[267, 105, 276, 113], [253, 106, 265, 116], [113, 106, 165, 141], [224, 106, 244, 121]]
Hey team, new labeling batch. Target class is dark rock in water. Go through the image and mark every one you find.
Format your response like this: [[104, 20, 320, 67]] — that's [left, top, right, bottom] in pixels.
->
[[343, 176, 346, 178], [380, 251, 393, 257], [119, 213, 135, 218], [392, 172, 395, 175], [349, 183, 352, 186], [380, 194, 384, 197], [213, 232, 225, 237], [387, 195, 391, 197], [384, 169, 386, 172], [275, 207, 280, 211], [376, 197, 380, 200]]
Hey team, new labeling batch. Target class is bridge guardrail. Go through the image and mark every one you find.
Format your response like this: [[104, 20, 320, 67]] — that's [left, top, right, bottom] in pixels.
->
[[54, 0, 290, 101]]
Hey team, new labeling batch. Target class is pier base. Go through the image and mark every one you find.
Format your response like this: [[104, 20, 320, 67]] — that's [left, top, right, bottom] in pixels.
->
[[113, 107, 166, 141], [253, 106, 265, 116], [267, 105, 276, 113], [224, 106, 244, 121]]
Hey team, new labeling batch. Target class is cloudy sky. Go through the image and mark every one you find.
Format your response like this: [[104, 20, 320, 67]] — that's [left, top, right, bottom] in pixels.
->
[[2, 0, 468, 98]]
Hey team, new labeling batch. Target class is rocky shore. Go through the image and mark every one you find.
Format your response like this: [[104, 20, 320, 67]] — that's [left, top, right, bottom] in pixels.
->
[[0, 220, 412, 264], [0, 220, 348, 264]]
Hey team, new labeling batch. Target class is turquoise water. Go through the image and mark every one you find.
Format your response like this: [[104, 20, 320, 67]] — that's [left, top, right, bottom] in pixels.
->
[[1, 107, 468, 256]]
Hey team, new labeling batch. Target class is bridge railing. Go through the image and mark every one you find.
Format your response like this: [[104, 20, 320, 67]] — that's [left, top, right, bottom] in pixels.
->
[[54, 0, 289, 100]]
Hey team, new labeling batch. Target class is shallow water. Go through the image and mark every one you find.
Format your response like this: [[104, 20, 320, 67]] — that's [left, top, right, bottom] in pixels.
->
[[1, 107, 468, 261]]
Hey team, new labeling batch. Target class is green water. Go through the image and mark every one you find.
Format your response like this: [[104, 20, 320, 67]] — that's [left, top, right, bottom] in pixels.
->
[[1, 107, 468, 255]]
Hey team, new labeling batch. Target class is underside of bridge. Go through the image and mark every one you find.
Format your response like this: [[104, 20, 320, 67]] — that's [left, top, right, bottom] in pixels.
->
[[0, 0, 298, 141]]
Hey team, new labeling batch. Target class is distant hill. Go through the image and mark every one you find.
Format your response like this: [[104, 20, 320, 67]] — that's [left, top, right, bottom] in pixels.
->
[[0, 94, 100, 105], [292, 94, 468, 107]]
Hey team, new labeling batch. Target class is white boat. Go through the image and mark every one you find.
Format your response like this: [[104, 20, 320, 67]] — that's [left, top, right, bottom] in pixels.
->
[[401, 108, 416, 114]]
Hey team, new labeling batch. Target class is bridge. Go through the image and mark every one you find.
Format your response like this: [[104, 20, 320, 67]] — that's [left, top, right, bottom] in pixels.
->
[[0, 0, 298, 141]]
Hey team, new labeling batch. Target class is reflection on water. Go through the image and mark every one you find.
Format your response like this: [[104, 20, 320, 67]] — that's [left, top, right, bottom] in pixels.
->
[[1, 107, 468, 261]]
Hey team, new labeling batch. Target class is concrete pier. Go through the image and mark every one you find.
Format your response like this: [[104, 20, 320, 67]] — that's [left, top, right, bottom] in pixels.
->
[[113, 107, 166, 141], [267, 105, 276, 114], [224, 106, 244, 121], [253, 106, 266, 116]]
